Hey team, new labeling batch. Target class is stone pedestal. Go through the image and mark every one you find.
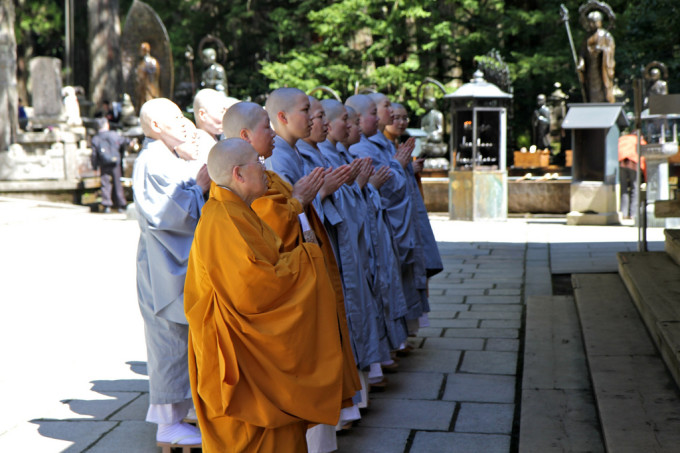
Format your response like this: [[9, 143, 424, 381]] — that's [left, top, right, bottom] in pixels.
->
[[449, 169, 507, 221], [566, 181, 620, 225]]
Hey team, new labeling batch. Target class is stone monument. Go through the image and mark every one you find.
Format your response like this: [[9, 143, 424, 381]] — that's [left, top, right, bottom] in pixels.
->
[[0, 0, 18, 151], [576, 1, 616, 103], [417, 78, 449, 170], [88, 0, 122, 109], [29, 57, 65, 127]]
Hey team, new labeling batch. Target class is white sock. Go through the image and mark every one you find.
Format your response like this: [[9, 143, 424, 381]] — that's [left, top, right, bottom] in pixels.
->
[[367, 362, 384, 383], [156, 422, 201, 444]]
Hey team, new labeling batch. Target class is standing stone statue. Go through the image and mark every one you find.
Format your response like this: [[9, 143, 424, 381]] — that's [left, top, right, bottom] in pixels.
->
[[200, 48, 227, 94], [576, 2, 615, 103], [0, 0, 18, 150], [644, 62, 669, 109], [135, 42, 160, 108], [532, 94, 551, 149], [420, 95, 447, 157]]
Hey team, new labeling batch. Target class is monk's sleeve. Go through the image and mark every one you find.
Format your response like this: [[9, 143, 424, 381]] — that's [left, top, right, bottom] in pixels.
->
[[251, 173, 304, 250]]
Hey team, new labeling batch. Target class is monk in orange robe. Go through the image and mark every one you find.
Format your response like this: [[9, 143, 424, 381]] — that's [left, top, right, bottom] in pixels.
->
[[222, 102, 362, 427], [185, 138, 345, 452]]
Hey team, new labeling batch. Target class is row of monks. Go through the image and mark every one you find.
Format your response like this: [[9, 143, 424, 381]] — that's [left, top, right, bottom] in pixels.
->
[[132, 87, 443, 452]]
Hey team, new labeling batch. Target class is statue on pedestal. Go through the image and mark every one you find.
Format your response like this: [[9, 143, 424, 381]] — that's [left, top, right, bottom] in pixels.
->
[[576, 1, 616, 103], [532, 94, 551, 150], [200, 48, 227, 94], [416, 78, 448, 158], [644, 61, 669, 109]]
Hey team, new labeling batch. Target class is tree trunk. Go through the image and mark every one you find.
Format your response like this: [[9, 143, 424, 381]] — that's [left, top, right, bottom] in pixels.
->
[[88, 0, 122, 110], [0, 0, 18, 150]]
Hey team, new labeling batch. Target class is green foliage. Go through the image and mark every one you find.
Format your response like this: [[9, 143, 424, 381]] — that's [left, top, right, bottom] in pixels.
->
[[15, 0, 63, 57]]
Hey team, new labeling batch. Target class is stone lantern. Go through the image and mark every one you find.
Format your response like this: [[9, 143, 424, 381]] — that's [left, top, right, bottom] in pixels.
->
[[445, 70, 513, 221]]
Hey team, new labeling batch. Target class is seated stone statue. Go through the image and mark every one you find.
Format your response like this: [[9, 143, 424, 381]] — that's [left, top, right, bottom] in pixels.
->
[[420, 96, 447, 157], [200, 48, 227, 93]]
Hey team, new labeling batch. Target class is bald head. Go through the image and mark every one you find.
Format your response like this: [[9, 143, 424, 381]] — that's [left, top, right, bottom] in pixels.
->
[[207, 138, 257, 187], [368, 92, 387, 105], [223, 102, 267, 139], [140, 98, 182, 138], [265, 87, 306, 127], [345, 94, 375, 116], [321, 99, 346, 122], [193, 89, 239, 137]]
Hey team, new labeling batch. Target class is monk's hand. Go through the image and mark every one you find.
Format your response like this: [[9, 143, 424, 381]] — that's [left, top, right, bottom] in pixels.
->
[[292, 167, 326, 207], [174, 141, 199, 161], [319, 165, 352, 199], [395, 137, 416, 168], [196, 164, 211, 194], [346, 159, 362, 185], [413, 157, 425, 174], [355, 158, 374, 189], [369, 165, 391, 190]]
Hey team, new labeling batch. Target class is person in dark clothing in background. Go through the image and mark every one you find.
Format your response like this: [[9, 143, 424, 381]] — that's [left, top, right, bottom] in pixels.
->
[[91, 117, 128, 213]]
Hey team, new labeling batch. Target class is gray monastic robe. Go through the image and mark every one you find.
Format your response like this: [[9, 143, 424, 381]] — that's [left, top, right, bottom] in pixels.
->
[[295, 139, 390, 368], [350, 133, 423, 321], [133, 138, 205, 403], [321, 140, 409, 349]]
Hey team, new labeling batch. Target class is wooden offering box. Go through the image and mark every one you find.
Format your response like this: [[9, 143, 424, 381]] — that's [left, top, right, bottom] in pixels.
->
[[513, 150, 550, 168]]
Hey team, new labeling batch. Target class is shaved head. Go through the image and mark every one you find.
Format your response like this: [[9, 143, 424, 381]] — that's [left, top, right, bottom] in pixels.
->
[[193, 89, 239, 116], [139, 98, 182, 137], [265, 87, 307, 127], [368, 92, 387, 105], [345, 105, 357, 120], [207, 138, 257, 187], [321, 99, 346, 122], [223, 102, 267, 139], [345, 94, 375, 116]]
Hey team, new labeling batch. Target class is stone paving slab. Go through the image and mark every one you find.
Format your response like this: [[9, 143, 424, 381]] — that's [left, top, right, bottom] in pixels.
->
[[457, 311, 522, 320], [459, 351, 517, 375], [443, 328, 518, 339], [86, 421, 157, 453], [397, 349, 461, 373], [480, 319, 521, 329], [469, 304, 523, 313], [466, 295, 521, 304], [423, 337, 485, 351], [410, 432, 511, 453], [443, 374, 515, 403], [29, 420, 118, 453], [64, 392, 139, 420], [486, 338, 520, 352], [428, 318, 479, 328], [369, 372, 444, 400], [455, 403, 514, 434], [357, 398, 455, 430], [110, 393, 149, 421], [336, 427, 410, 452]]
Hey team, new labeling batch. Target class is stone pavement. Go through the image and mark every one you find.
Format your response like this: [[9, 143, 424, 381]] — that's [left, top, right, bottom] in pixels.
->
[[0, 197, 667, 452]]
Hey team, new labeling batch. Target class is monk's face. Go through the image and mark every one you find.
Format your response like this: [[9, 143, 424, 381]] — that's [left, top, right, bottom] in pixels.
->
[[240, 153, 268, 199], [308, 101, 328, 144], [285, 94, 312, 140], [159, 107, 188, 150], [359, 103, 379, 137], [328, 109, 349, 143], [385, 106, 409, 137], [199, 99, 227, 136], [345, 114, 361, 146], [247, 111, 276, 159], [375, 97, 394, 127]]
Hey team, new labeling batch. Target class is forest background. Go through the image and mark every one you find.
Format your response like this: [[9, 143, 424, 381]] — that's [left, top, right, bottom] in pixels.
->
[[14, 0, 680, 147]]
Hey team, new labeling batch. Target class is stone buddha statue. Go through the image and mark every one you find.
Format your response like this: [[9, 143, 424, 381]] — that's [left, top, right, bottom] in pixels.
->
[[201, 48, 227, 94], [420, 96, 447, 157]]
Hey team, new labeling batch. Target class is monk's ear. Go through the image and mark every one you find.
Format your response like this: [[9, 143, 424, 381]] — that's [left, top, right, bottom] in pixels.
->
[[239, 129, 250, 142], [232, 165, 244, 183], [277, 111, 287, 126], [149, 119, 162, 135]]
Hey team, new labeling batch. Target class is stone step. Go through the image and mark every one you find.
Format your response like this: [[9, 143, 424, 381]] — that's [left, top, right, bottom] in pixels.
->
[[618, 251, 680, 388], [519, 295, 604, 453], [573, 273, 680, 452], [665, 228, 680, 267]]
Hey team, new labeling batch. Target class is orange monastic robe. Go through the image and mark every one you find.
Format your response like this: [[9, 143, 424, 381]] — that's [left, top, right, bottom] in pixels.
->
[[251, 171, 361, 405], [185, 187, 343, 452]]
